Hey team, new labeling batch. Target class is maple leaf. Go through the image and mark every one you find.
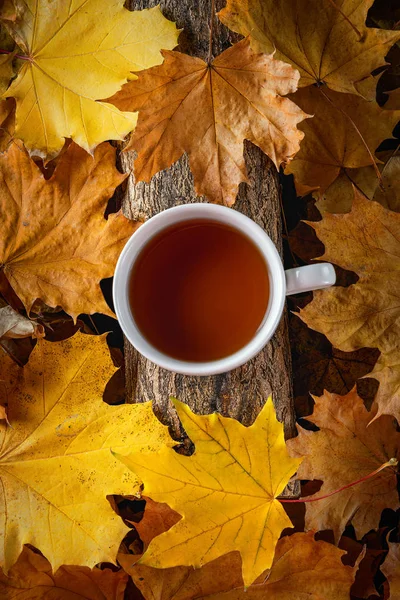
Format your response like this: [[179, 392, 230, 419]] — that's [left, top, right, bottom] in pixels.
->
[[0, 140, 140, 321], [0, 545, 128, 599], [300, 190, 400, 422], [129, 532, 358, 600], [0, 333, 172, 572], [115, 398, 302, 588], [287, 389, 400, 542], [0, 305, 44, 339], [290, 312, 379, 417], [381, 541, 400, 600], [283, 86, 400, 196], [219, 0, 400, 95], [108, 38, 308, 206], [0, 97, 14, 152], [2, 1, 179, 159], [316, 153, 400, 215]]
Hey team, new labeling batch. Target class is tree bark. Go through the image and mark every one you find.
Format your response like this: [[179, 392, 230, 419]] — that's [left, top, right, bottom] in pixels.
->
[[120, 0, 297, 470]]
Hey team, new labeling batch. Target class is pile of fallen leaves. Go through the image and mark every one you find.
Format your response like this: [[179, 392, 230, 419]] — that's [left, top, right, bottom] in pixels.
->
[[0, 0, 399, 599]]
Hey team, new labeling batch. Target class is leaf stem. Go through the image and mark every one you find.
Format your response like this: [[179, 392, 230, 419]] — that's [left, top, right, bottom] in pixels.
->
[[0, 48, 30, 61], [207, 0, 216, 65], [280, 458, 398, 504]]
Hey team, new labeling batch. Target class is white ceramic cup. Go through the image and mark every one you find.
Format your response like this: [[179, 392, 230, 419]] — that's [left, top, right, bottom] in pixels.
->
[[113, 204, 336, 376]]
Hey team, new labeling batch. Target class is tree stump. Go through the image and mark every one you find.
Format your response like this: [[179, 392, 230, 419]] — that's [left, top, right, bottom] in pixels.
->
[[120, 0, 297, 478]]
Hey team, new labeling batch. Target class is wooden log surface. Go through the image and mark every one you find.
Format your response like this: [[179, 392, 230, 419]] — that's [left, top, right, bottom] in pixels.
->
[[119, 0, 297, 462]]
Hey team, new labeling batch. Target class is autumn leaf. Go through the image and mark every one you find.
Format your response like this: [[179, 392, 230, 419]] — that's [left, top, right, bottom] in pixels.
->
[[381, 541, 400, 599], [219, 0, 400, 95], [108, 38, 308, 206], [129, 532, 359, 600], [289, 311, 379, 418], [115, 398, 302, 588], [283, 86, 399, 196], [316, 153, 400, 214], [0, 333, 172, 572], [135, 498, 181, 550], [300, 190, 400, 422], [2, 1, 179, 158], [0, 97, 14, 152], [0, 140, 140, 320], [287, 389, 400, 542], [0, 545, 128, 600], [0, 305, 44, 339]]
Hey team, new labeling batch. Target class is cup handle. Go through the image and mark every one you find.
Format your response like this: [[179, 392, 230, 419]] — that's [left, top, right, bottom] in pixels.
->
[[285, 263, 336, 296]]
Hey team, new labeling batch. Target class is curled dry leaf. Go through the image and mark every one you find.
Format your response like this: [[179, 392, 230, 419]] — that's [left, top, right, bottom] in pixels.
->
[[0, 545, 128, 600], [381, 542, 400, 600], [0, 140, 140, 321], [287, 389, 400, 542], [0, 333, 172, 573], [219, 0, 400, 95], [0, 305, 44, 339], [115, 398, 302, 588], [284, 86, 400, 196], [300, 191, 400, 422], [2, 0, 179, 159], [130, 532, 358, 600], [109, 38, 308, 206]]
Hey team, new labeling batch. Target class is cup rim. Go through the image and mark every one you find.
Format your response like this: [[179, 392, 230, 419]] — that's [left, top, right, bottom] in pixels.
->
[[113, 204, 286, 376]]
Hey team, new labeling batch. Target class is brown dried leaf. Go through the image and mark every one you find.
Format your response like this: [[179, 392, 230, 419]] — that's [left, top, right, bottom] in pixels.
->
[[219, 0, 400, 95], [0, 545, 128, 599], [300, 191, 400, 422], [381, 542, 400, 600], [287, 389, 400, 542], [284, 86, 399, 197], [109, 38, 308, 206], [131, 532, 358, 600]]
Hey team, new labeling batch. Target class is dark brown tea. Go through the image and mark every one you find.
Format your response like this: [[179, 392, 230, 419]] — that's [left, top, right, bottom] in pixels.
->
[[129, 219, 270, 362]]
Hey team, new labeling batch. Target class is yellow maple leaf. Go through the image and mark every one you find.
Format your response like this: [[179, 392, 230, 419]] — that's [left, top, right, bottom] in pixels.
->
[[0, 333, 171, 573], [219, 0, 400, 95], [115, 398, 302, 588], [3, 0, 179, 158]]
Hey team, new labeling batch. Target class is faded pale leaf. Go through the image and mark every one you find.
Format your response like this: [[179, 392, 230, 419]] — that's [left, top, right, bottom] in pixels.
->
[[0, 545, 128, 599], [0, 305, 44, 339], [0, 333, 171, 572], [4, 1, 179, 158], [284, 86, 399, 196], [287, 389, 400, 541], [109, 38, 308, 206], [219, 0, 400, 95], [0, 141, 140, 320], [381, 542, 400, 600], [115, 398, 302, 587], [131, 532, 358, 600]]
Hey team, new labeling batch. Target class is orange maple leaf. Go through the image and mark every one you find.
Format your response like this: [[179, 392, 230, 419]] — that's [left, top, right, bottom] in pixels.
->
[[0, 141, 140, 320], [109, 38, 308, 206], [287, 388, 400, 542]]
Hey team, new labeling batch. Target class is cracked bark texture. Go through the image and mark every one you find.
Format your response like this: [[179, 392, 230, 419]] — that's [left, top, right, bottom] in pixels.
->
[[120, 0, 297, 470]]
